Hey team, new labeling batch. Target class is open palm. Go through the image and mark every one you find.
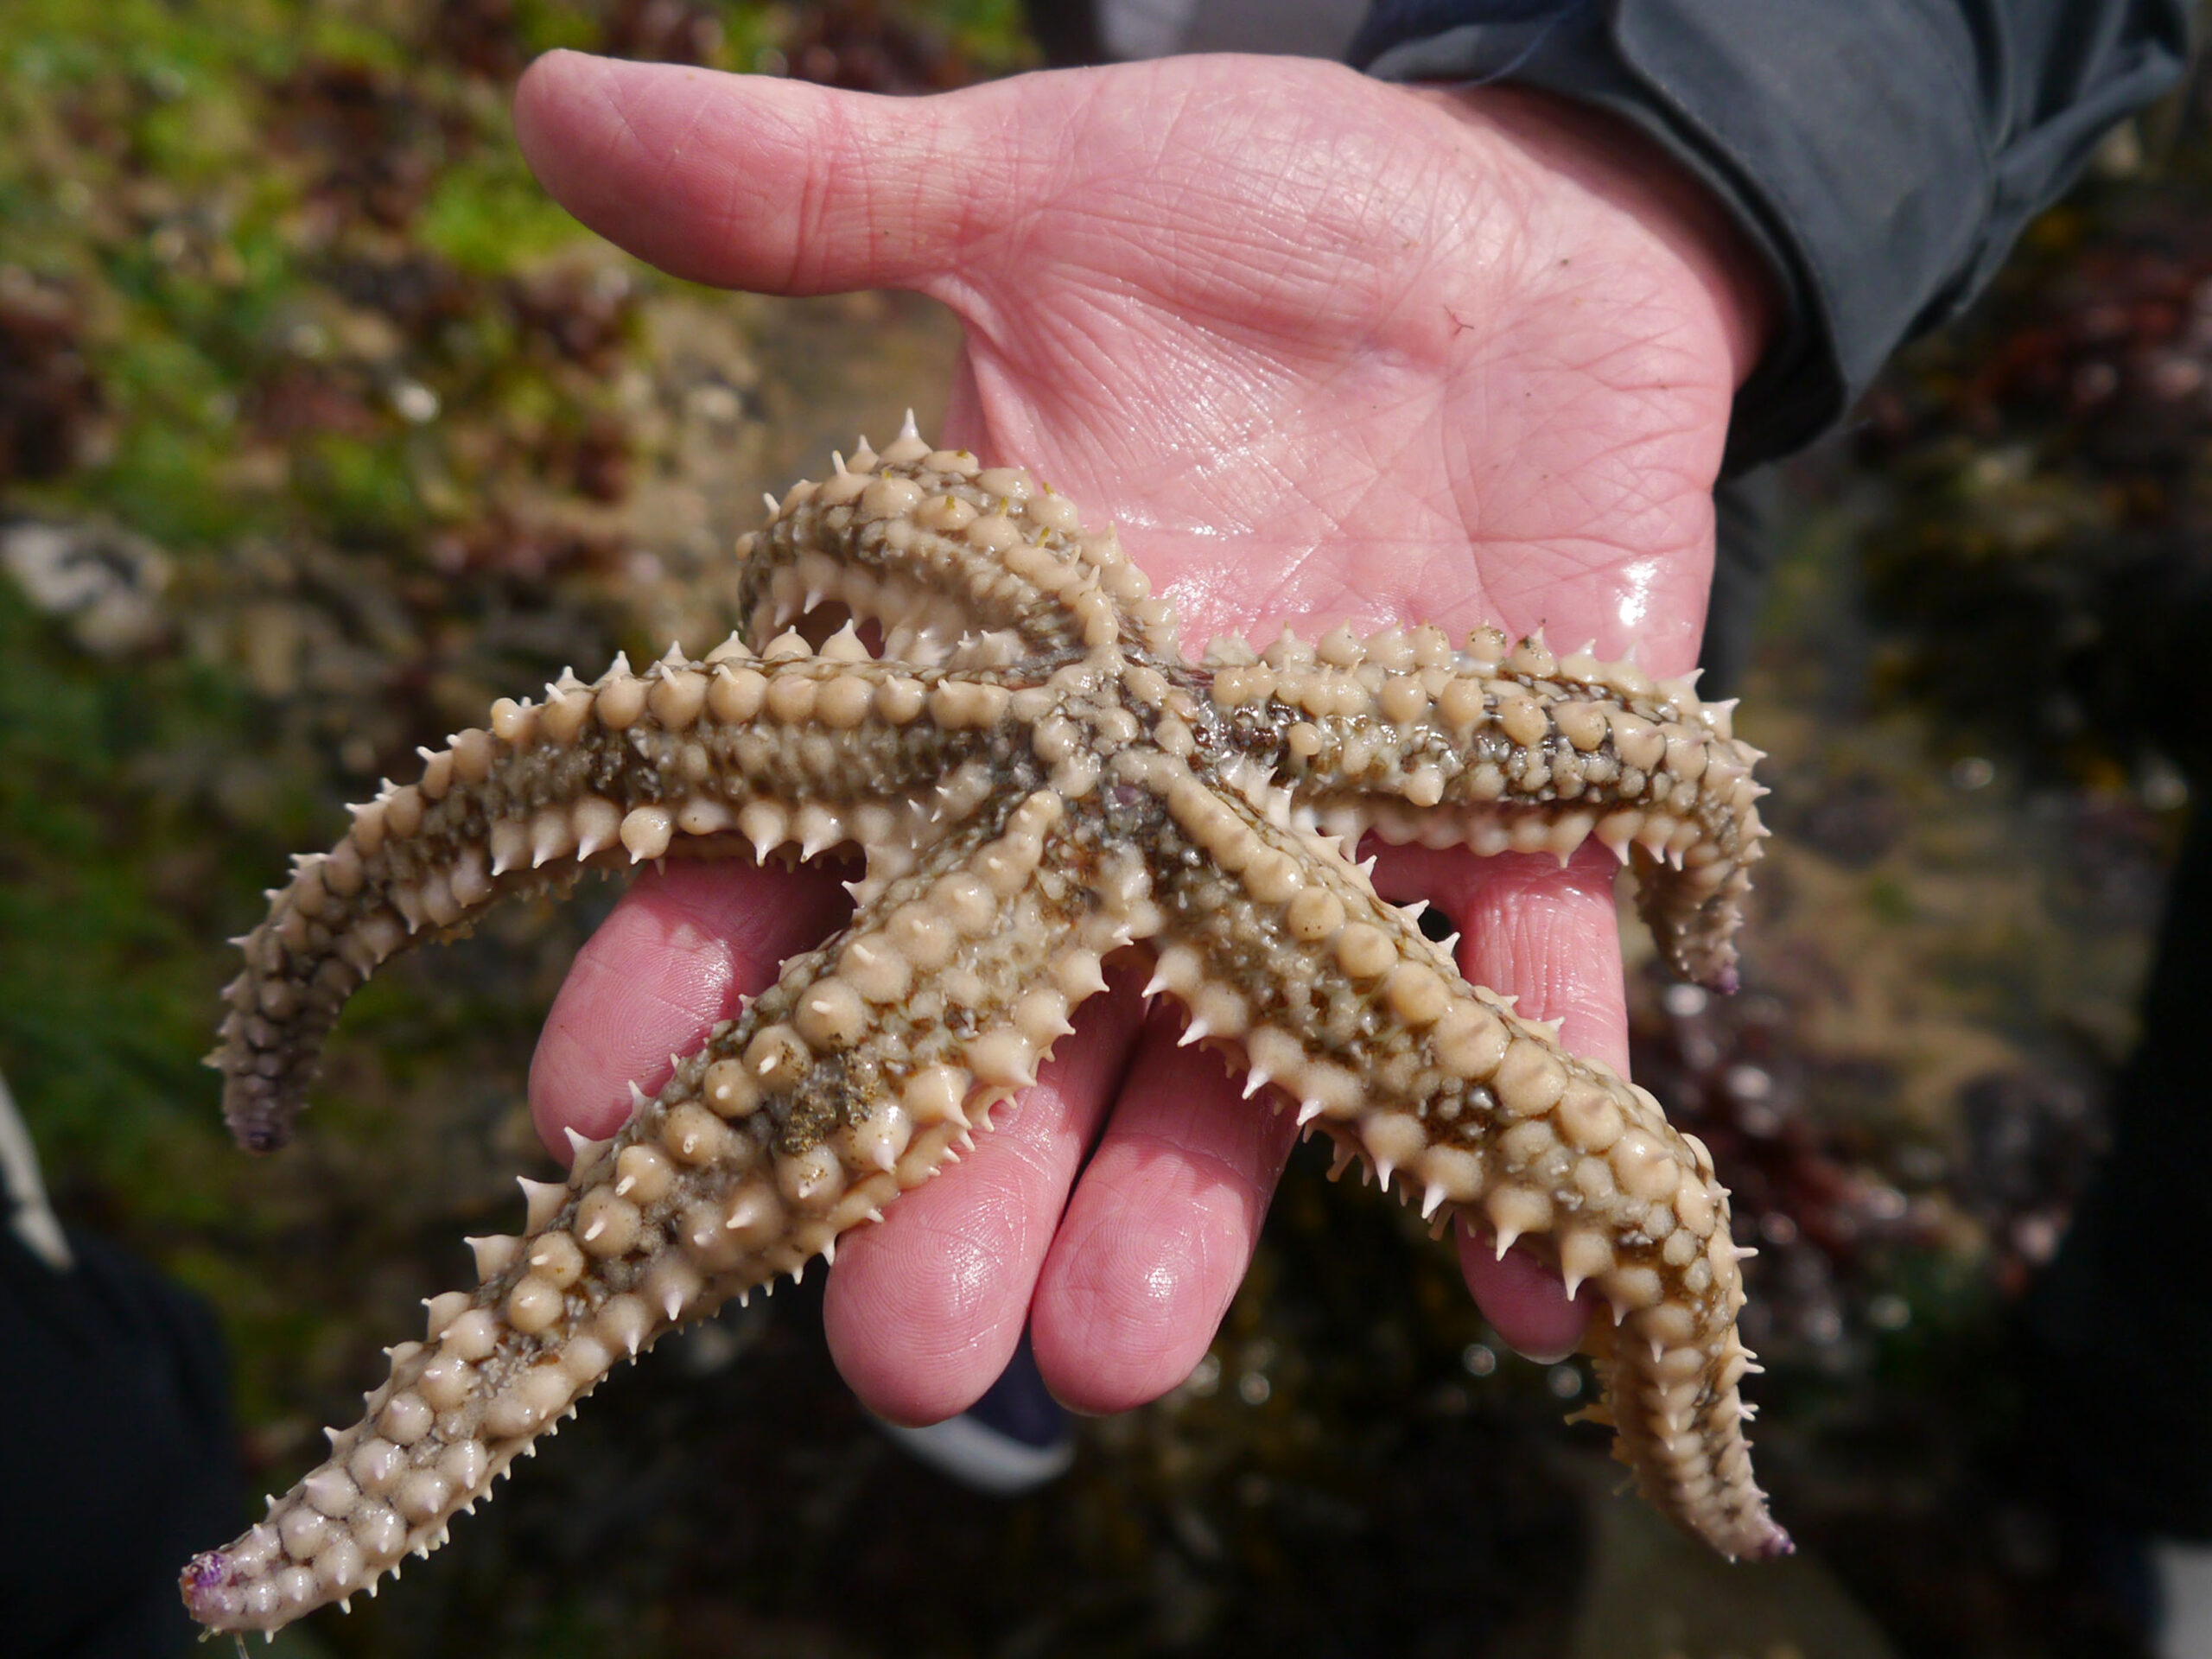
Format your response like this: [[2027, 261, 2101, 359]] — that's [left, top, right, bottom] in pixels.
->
[[512, 48, 1768, 1421]]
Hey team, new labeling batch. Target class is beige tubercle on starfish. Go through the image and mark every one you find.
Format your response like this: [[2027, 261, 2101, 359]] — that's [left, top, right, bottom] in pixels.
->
[[183, 415, 1784, 1636]]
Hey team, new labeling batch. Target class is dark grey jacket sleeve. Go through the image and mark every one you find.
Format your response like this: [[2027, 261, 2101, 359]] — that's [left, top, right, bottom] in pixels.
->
[[1347, 2, 2191, 468]]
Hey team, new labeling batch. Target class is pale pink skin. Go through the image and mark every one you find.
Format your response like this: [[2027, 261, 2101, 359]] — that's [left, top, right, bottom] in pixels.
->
[[511, 51, 1772, 1424]]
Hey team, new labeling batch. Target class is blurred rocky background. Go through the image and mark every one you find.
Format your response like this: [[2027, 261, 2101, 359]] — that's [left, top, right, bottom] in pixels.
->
[[1, 3, 2205, 1656]]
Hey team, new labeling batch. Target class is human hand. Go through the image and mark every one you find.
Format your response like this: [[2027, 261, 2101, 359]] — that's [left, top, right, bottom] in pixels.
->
[[511, 48, 1771, 1422]]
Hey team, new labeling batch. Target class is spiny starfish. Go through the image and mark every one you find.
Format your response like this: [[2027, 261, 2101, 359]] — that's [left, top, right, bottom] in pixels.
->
[[184, 416, 1786, 1636]]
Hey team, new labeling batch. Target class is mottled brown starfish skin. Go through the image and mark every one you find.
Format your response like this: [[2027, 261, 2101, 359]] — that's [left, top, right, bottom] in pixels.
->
[[186, 421, 1783, 1635]]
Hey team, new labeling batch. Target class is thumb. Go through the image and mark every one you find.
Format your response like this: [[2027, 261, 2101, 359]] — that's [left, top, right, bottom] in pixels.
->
[[512, 50, 1023, 299]]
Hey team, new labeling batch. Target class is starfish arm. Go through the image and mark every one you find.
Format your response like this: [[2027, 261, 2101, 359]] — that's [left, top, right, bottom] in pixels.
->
[[739, 423, 1178, 669], [183, 786, 1146, 1634], [1203, 625, 1769, 989], [212, 646, 1019, 1152], [1128, 755, 1789, 1561]]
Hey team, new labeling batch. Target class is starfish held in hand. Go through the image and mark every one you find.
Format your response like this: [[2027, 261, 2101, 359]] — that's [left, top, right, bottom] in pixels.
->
[[184, 418, 1783, 1635]]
